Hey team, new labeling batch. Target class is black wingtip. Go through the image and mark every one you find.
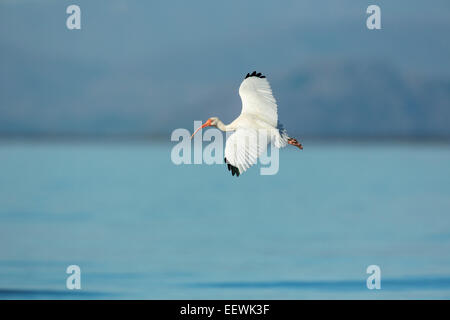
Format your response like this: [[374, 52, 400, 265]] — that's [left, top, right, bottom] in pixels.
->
[[245, 71, 266, 79], [224, 157, 240, 177]]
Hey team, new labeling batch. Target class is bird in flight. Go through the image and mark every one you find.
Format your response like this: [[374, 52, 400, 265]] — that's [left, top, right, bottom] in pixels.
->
[[191, 71, 303, 177]]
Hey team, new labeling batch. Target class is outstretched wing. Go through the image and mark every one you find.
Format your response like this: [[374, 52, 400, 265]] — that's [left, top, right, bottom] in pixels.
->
[[224, 128, 270, 176], [239, 71, 278, 127]]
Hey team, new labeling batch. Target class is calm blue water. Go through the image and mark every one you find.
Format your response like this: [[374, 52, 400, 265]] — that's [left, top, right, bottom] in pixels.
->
[[1, 142, 450, 299]]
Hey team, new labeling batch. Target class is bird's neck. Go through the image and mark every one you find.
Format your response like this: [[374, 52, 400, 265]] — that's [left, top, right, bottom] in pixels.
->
[[216, 119, 228, 132]]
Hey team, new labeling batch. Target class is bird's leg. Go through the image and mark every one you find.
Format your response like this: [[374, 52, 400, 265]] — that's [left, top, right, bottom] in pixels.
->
[[288, 138, 303, 150]]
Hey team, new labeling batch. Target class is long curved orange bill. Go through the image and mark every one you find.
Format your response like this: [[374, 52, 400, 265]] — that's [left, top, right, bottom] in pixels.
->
[[191, 119, 212, 139]]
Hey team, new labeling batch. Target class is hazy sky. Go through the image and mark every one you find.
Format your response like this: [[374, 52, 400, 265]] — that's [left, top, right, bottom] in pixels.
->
[[1, 0, 449, 137]]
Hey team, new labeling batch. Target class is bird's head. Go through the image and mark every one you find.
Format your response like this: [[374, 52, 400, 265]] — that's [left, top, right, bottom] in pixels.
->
[[209, 117, 220, 126], [191, 117, 219, 139]]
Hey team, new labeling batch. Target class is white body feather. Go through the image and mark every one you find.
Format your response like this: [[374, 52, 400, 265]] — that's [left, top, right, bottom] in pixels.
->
[[225, 75, 289, 174]]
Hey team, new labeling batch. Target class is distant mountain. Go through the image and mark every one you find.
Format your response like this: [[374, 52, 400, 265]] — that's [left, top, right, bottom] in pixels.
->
[[275, 61, 450, 137], [1, 51, 449, 138]]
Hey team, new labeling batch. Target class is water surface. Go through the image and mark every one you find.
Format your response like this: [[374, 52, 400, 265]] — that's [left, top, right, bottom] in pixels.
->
[[0, 142, 449, 299]]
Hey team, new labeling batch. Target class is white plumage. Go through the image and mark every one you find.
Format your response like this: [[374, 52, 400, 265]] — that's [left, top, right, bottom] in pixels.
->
[[191, 71, 303, 176], [239, 76, 278, 127], [224, 128, 268, 174]]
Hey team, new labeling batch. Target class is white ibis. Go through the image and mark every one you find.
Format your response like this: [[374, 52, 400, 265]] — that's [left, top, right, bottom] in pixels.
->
[[191, 71, 303, 177]]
